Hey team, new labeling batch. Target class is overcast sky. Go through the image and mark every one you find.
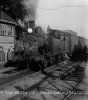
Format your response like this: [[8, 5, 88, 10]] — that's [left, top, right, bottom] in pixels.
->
[[36, 0, 88, 39]]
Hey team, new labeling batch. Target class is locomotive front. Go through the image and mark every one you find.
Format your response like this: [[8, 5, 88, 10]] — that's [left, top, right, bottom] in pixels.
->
[[23, 21, 39, 54], [22, 22, 48, 71]]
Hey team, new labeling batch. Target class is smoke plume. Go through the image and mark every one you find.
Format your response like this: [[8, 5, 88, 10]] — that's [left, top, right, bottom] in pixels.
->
[[22, 0, 38, 21]]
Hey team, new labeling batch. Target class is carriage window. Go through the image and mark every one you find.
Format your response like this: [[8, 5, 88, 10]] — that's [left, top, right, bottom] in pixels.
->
[[8, 25, 12, 36], [0, 24, 13, 36], [55, 31, 58, 38], [0, 47, 4, 52], [58, 33, 61, 39], [61, 33, 64, 40]]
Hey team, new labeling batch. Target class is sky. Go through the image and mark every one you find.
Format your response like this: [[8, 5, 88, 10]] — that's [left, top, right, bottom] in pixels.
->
[[36, 0, 88, 39]]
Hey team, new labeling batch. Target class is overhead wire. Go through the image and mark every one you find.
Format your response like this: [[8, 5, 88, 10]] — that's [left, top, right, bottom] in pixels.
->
[[37, 5, 88, 11], [37, 6, 63, 10]]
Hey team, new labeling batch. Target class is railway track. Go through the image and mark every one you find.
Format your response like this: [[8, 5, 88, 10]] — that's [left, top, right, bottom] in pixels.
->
[[24, 61, 86, 100], [0, 61, 72, 87], [0, 61, 87, 100]]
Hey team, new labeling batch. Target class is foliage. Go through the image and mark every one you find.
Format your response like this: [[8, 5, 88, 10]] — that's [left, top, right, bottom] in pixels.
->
[[1, 0, 26, 20]]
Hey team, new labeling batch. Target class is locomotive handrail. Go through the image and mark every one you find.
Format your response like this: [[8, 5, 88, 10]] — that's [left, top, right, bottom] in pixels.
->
[[24, 31, 46, 38], [44, 53, 67, 58]]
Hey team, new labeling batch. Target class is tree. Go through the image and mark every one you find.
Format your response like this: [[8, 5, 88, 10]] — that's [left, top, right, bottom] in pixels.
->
[[0, 0, 26, 20]]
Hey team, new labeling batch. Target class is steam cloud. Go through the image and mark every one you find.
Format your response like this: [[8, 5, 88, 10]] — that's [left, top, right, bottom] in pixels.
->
[[22, 0, 38, 21]]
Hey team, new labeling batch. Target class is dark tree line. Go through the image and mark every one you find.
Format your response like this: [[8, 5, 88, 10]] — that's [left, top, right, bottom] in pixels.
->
[[0, 0, 27, 20]]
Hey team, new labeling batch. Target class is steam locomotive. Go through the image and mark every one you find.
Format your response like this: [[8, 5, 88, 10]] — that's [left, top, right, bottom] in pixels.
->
[[5, 21, 88, 71]]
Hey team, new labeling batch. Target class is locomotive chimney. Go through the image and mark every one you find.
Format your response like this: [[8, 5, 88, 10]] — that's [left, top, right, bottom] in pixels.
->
[[28, 21, 35, 33]]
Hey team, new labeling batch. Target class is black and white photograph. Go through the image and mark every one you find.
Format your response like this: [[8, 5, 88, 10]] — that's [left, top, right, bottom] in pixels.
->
[[0, 0, 88, 100]]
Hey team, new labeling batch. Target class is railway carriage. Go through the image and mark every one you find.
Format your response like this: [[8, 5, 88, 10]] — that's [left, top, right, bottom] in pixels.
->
[[47, 29, 77, 55], [47, 29, 88, 62]]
